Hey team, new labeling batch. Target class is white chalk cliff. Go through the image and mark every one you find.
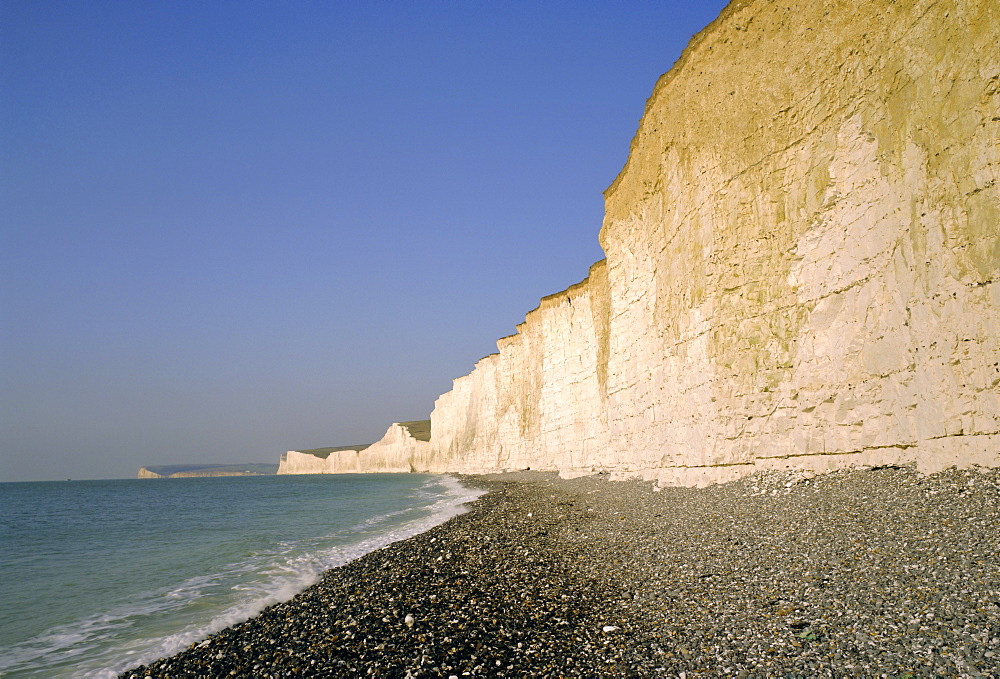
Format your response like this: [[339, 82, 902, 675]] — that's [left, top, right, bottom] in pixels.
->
[[278, 422, 431, 475], [301, 0, 1000, 485]]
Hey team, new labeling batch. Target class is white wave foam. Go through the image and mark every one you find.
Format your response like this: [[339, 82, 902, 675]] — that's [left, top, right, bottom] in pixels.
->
[[0, 475, 485, 679]]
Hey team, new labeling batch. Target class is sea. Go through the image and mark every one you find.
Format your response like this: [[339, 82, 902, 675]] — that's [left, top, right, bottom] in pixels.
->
[[0, 473, 484, 678]]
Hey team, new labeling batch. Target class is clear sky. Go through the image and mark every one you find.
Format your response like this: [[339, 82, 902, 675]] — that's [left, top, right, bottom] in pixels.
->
[[1, 0, 731, 482]]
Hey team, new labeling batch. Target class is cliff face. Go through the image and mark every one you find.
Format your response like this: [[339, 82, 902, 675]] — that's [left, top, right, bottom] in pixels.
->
[[277, 422, 431, 474], [342, 421, 432, 473], [428, 261, 610, 474], [278, 445, 370, 474], [421, 0, 999, 484]]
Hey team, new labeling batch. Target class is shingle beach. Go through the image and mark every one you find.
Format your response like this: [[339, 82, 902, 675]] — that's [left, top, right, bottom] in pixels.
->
[[123, 466, 1000, 678]]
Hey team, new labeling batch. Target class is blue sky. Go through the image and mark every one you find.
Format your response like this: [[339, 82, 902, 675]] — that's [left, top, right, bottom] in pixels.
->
[[1, 1, 730, 481]]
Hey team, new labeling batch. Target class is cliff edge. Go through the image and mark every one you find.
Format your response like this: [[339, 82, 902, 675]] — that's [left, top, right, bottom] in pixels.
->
[[421, 0, 999, 484], [290, 0, 998, 486]]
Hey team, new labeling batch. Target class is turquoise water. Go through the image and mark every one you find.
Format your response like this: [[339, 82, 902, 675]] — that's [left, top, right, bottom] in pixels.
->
[[0, 474, 483, 678]]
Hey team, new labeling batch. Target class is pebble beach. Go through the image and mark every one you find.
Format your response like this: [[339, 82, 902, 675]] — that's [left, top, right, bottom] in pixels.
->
[[122, 466, 1000, 678]]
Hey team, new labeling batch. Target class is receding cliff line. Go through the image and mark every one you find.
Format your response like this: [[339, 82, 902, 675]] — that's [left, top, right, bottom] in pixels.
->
[[137, 464, 278, 478], [418, 0, 999, 485], [277, 421, 432, 475], [428, 260, 611, 474], [287, 0, 998, 485]]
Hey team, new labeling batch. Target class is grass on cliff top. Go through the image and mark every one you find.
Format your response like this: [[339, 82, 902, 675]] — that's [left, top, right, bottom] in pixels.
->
[[296, 444, 372, 459], [398, 420, 431, 442], [295, 420, 430, 459], [143, 463, 279, 476]]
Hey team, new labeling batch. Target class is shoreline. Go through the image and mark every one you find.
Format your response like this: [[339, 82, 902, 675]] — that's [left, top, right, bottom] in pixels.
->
[[122, 466, 1000, 677]]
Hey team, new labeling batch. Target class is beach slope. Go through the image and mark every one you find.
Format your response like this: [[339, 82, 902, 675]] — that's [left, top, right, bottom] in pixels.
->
[[123, 467, 1000, 677]]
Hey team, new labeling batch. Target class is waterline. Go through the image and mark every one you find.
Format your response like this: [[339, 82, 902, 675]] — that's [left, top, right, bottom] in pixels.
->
[[0, 474, 484, 678]]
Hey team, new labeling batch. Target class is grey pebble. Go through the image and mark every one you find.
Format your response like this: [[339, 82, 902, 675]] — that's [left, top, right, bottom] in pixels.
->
[[121, 465, 1000, 677]]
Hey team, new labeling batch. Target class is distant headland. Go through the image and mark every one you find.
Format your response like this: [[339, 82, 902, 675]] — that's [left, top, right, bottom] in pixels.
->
[[137, 464, 278, 479]]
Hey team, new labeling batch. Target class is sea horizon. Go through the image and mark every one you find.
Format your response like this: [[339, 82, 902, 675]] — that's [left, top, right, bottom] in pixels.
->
[[1, 466, 279, 484]]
